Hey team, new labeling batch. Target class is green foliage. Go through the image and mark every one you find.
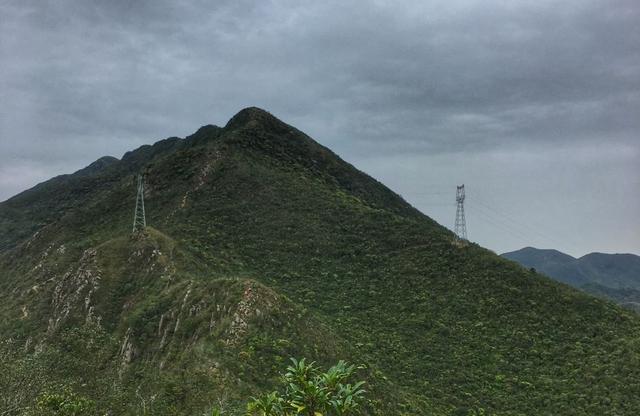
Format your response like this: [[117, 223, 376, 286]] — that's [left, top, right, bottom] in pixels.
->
[[246, 358, 366, 416], [35, 389, 96, 416]]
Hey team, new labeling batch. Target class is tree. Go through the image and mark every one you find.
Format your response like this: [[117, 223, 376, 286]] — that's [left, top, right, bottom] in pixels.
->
[[246, 358, 366, 416]]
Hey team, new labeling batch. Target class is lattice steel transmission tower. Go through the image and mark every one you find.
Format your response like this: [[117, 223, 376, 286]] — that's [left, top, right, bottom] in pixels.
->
[[454, 184, 467, 240], [132, 174, 146, 233]]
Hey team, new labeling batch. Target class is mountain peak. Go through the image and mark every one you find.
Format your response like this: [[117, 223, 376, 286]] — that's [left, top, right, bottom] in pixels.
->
[[225, 107, 289, 132], [72, 155, 119, 177], [504, 246, 576, 261]]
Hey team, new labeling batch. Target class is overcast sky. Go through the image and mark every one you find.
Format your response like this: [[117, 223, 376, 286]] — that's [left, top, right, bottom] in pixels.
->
[[1, 0, 638, 257]]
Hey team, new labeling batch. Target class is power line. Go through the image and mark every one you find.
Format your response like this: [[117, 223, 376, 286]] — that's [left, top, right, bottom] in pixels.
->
[[470, 203, 541, 245], [466, 193, 582, 252], [412, 186, 582, 253]]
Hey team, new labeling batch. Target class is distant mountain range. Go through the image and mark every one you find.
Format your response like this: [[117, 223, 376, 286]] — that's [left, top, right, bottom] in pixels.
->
[[502, 247, 640, 311]]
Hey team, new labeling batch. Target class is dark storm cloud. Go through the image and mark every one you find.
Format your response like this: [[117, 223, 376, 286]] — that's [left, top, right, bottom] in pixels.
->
[[1, 0, 639, 255]]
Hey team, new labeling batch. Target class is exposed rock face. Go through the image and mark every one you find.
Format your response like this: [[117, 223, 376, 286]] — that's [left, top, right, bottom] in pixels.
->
[[226, 281, 275, 345], [49, 248, 101, 332]]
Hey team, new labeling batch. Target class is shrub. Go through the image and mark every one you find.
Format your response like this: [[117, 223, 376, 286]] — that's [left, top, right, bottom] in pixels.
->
[[245, 358, 366, 416], [35, 389, 95, 416]]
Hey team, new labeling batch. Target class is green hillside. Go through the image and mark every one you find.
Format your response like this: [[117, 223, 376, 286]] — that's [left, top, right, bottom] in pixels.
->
[[1, 108, 640, 415]]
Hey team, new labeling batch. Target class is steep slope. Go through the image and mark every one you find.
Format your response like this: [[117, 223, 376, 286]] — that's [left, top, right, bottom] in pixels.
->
[[2, 108, 640, 415]]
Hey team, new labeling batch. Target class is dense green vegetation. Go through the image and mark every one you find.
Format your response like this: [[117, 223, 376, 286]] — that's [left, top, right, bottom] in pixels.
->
[[1, 107, 640, 415]]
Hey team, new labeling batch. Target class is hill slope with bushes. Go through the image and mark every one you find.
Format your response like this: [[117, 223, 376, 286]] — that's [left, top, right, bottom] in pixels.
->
[[2, 108, 640, 415]]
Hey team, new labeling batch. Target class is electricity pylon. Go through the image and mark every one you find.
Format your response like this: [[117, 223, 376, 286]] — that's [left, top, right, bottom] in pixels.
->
[[454, 184, 467, 240], [132, 174, 146, 233]]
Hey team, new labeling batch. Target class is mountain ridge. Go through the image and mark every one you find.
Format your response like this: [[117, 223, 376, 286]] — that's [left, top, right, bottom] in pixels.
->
[[502, 246, 640, 289], [2, 108, 640, 415], [502, 246, 640, 312]]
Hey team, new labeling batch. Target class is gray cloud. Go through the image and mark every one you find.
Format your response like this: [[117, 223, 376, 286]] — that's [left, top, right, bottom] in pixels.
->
[[1, 0, 638, 255]]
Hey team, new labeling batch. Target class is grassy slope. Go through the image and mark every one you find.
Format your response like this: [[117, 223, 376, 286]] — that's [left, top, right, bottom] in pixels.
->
[[1, 108, 640, 415]]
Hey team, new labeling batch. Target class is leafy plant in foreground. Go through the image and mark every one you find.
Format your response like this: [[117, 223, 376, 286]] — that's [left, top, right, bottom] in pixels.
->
[[246, 358, 366, 416]]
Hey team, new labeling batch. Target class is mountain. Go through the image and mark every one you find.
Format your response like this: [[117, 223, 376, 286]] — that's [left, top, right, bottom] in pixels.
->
[[2, 108, 640, 415], [502, 247, 640, 287], [502, 247, 640, 313], [580, 283, 640, 313], [579, 252, 640, 289], [501, 248, 583, 285]]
